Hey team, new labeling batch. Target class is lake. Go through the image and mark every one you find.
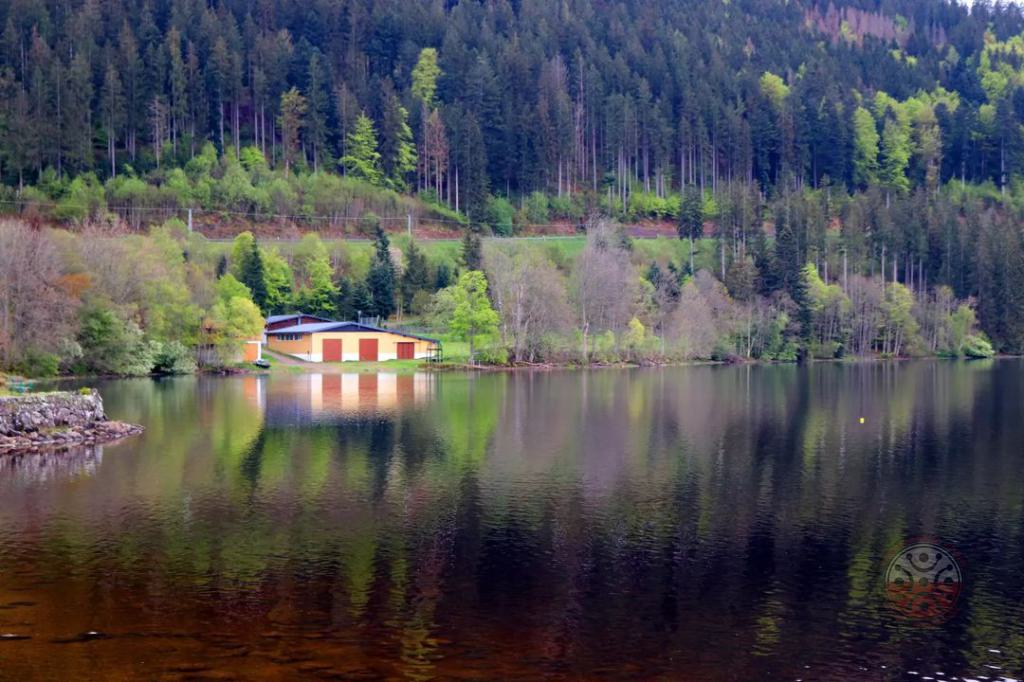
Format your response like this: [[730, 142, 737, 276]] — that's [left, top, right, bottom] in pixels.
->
[[0, 362, 1022, 680]]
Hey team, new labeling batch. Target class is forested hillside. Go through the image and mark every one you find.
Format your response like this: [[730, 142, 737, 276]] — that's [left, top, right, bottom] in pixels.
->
[[5, 0, 1024, 200], [2, 0, 1024, 369]]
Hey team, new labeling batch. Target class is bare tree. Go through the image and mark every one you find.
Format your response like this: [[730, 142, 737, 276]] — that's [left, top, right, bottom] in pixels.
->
[[570, 220, 639, 362], [0, 222, 78, 366], [487, 246, 572, 363], [668, 274, 720, 360], [846, 275, 884, 356]]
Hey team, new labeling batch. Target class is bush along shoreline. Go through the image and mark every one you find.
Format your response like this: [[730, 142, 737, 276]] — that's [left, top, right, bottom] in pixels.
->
[[0, 210, 1004, 380], [0, 389, 143, 453]]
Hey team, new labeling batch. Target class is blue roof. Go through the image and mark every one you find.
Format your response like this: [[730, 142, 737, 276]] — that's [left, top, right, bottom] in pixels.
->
[[266, 313, 333, 324], [271, 321, 438, 343]]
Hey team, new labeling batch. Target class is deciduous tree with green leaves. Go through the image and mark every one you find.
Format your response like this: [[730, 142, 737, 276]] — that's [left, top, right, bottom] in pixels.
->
[[852, 106, 880, 187], [447, 270, 500, 365]]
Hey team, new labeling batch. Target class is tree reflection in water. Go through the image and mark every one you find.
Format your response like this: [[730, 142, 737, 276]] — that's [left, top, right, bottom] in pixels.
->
[[0, 361, 1021, 680]]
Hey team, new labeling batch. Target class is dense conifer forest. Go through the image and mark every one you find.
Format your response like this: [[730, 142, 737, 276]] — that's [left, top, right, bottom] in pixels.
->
[[2, 0, 1024, 374]]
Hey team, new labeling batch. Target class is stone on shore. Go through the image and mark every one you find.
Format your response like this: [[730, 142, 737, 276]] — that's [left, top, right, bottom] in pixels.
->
[[0, 389, 143, 453]]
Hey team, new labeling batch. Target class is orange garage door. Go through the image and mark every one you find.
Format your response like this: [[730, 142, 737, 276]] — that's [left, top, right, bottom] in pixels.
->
[[359, 338, 378, 361], [397, 342, 415, 360], [323, 339, 342, 362]]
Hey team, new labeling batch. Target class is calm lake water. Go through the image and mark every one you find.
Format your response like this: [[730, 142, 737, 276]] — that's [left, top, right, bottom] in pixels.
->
[[1, 362, 1023, 680]]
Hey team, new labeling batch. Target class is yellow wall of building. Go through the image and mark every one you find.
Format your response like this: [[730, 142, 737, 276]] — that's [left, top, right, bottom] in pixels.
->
[[311, 331, 436, 362], [266, 330, 437, 362], [266, 334, 312, 356]]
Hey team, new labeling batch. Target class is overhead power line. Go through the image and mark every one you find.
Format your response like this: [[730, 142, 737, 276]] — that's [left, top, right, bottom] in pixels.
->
[[0, 198, 591, 231]]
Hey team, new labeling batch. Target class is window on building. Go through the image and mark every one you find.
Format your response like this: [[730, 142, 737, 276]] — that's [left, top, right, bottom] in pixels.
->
[[277, 333, 301, 341]]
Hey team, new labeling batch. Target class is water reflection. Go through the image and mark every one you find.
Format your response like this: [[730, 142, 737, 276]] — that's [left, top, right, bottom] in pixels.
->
[[263, 372, 435, 425], [0, 362, 1021, 680], [0, 445, 104, 487]]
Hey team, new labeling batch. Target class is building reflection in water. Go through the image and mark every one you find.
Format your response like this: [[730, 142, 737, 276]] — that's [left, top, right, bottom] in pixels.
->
[[260, 372, 436, 426]]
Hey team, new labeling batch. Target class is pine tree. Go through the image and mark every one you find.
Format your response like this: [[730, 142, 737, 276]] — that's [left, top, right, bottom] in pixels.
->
[[772, 207, 802, 296], [334, 277, 354, 320], [461, 230, 483, 271], [341, 112, 383, 185], [305, 50, 331, 171], [435, 262, 453, 290], [793, 263, 818, 361], [278, 88, 306, 174], [101, 63, 124, 177], [379, 83, 417, 191], [63, 52, 94, 174], [365, 227, 396, 319], [166, 28, 187, 155], [400, 240, 431, 311], [351, 281, 374, 321], [236, 237, 268, 312], [678, 188, 703, 273]]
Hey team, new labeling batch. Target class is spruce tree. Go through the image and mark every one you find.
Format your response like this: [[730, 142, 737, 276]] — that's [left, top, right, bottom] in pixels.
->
[[334, 277, 354, 321], [305, 50, 331, 171], [365, 227, 396, 319], [379, 83, 417, 191], [774, 214, 802, 297], [678, 188, 703, 273], [341, 113, 383, 185], [400, 240, 431, 310], [351, 282, 375, 321], [461, 231, 483, 271], [793, 263, 815, 362], [435, 263, 453, 290], [239, 239, 269, 313]]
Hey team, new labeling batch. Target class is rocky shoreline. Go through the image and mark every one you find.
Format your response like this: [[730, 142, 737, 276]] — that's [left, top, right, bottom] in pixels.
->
[[0, 389, 143, 453]]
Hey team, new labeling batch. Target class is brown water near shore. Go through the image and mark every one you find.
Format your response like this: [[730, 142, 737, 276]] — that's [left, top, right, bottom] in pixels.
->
[[0, 364, 1022, 680]]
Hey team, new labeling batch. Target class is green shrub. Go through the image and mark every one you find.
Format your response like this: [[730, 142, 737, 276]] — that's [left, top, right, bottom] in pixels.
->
[[627, 190, 679, 220], [548, 193, 583, 220], [963, 334, 995, 359], [522, 191, 550, 224], [163, 168, 193, 207], [810, 340, 841, 359], [76, 304, 155, 376], [152, 341, 197, 374], [486, 196, 516, 236], [239, 145, 269, 173], [185, 142, 218, 178], [476, 344, 509, 365], [13, 351, 60, 378], [590, 329, 618, 364], [54, 174, 105, 223]]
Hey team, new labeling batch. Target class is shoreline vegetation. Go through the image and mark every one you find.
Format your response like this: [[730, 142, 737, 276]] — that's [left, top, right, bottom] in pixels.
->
[[0, 210, 1006, 382]]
